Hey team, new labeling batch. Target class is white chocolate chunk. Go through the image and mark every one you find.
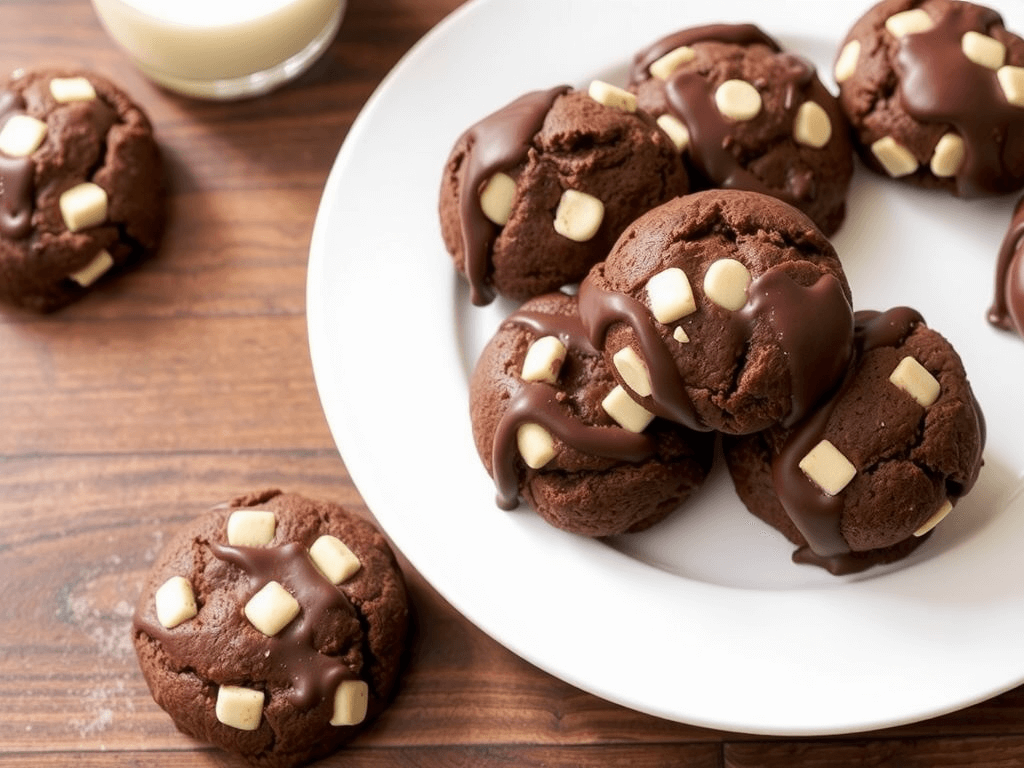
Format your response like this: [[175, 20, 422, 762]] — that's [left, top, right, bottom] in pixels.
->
[[834, 40, 861, 84], [673, 326, 690, 343], [714, 79, 762, 122], [885, 9, 934, 38], [0, 114, 47, 157], [516, 423, 556, 469], [646, 266, 696, 324], [656, 113, 690, 152], [309, 534, 362, 585], [799, 439, 856, 496], [215, 685, 264, 731], [587, 80, 637, 112], [602, 385, 654, 433], [553, 189, 604, 242], [871, 136, 918, 177], [68, 249, 114, 287], [703, 258, 751, 311], [649, 45, 696, 80], [226, 509, 277, 547], [331, 680, 369, 726], [244, 581, 300, 637], [479, 172, 515, 226], [962, 31, 1005, 70], [914, 499, 954, 536], [997, 65, 1024, 107], [49, 76, 97, 103], [59, 182, 108, 232], [889, 355, 940, 407], [793, 101, 832, 148], [154, 576, 197, 629], [612, 346, 653, 398], [521, 335, 566, 384], [929, 133, 965, 177]]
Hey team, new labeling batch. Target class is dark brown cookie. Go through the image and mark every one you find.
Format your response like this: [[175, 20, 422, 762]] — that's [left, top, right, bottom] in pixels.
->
[[724, 308, 986, 575], [0, 68, 165, 311], [469, 291, 715, 536], [989, 193, 1024, 337], [835, 0, 1024, 196], [439, 84, 689, 306], [132, 489, 410, 768], [578, 189, 854, 436], [628, 23, 854, 236]]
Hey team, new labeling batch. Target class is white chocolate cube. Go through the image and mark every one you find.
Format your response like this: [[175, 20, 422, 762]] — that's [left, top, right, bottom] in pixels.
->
[[68, 249, 114, 287], [914, 499, 954, 536], [930, 133, 965, 177], [673, 326, 690, 343], [793, 101, 832, 148], [871, 136, 919, 177], [49, 77, 97, 103], [479, 171, 515, 226], [714, 79, 762, 122], [59, 182, 108, 232], [154, 575, 198, 629], [244, 581, 300, 637], [961, 31, 1005, 70], [703, 258, 751, 311], [226, 509, 277, 547], [516, 423, 556, 469], [521, 335, 567, 384], [834, 40, 861, 84], [612, 346, 653, 398], [656, 113, 690, 152], [799, 439, 856, 496], [646, 266, 696, 324], [587, 80, 637, 112], [215, 685, 264, 731], [885, 9, 934, 38], [602, 385, 655, 433], [0, 114, 47, 157], [997, 65, 1024, 107], [553, 189, 604, 242], [309, 534, 362, 585], [889, 356, 940, 407], [330, 679, 369, 726], [649, 45, 696, 80]]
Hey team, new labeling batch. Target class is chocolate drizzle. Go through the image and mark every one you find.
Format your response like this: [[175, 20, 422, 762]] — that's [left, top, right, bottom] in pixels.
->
[[989, 194, 1024, 336], [895, 2, 1023, 196], [457, 86, 571, 306], [0, 90, 36, 239]]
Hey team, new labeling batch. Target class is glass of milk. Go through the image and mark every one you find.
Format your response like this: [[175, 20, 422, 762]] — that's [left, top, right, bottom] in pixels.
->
[[91, 0, 346, 99]]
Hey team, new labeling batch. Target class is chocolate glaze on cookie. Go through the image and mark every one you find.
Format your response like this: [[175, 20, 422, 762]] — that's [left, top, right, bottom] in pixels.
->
[[0, 91, 34, 239], [989, 194, 1024, 338]]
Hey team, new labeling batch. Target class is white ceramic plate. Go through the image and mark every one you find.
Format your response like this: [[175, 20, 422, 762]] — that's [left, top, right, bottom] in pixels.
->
[[307, 0, 1024, 736]]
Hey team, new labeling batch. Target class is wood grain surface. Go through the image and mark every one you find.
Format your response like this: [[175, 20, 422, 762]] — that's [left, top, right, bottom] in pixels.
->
[[2, 1, 1023, 766]]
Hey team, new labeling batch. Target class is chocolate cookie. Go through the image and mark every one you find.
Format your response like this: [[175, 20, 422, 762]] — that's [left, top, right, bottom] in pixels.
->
[[132, 490, 410, 768], [439, 83, 689, 305], [724, 308, 985, 575], [835, 0, 1024, 196], [0, 68, 165, 311], [469, 291, 715, 536], [989, 192, 1024, 337], [628, 23, 854, 236], [578, 189, 854, 436]]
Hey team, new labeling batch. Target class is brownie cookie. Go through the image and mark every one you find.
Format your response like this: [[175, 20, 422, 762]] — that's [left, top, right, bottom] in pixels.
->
[[989, 192, 1024, 337], [469, 291, 715, 536], [724, 308, 986, 575], [835, 0, 1024, 196], [439, 82, 689, 305], [132, 489, 410, 768], [628, 23, 854, 236], [578, 189, 854, 436], [0, 68, 165, 311]]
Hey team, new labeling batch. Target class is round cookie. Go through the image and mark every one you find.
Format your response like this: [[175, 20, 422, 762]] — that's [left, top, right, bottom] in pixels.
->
[[989, 192, 1024, 337], [132, 489, 410, 768], [835, 0, 1024, 196], [469, 291, 715, 537], [578, 189, 855, 436], [438, 83, 689, 306], [0, 68, 165, 311], [628, 23, 854, 236], [724, 307, 986, 575]]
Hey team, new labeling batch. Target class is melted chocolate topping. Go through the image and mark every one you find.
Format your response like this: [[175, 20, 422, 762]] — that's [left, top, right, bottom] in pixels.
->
[[457, 86, 571, 306], [989, 195, 1024, 336], [491, 306, 655, 510], [0, 90, 35, 240], [896, 2, 1024, 196]]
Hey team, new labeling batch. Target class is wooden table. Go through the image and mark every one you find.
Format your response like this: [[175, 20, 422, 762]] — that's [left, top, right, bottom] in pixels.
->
[[2, 1, 1023, 766]]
